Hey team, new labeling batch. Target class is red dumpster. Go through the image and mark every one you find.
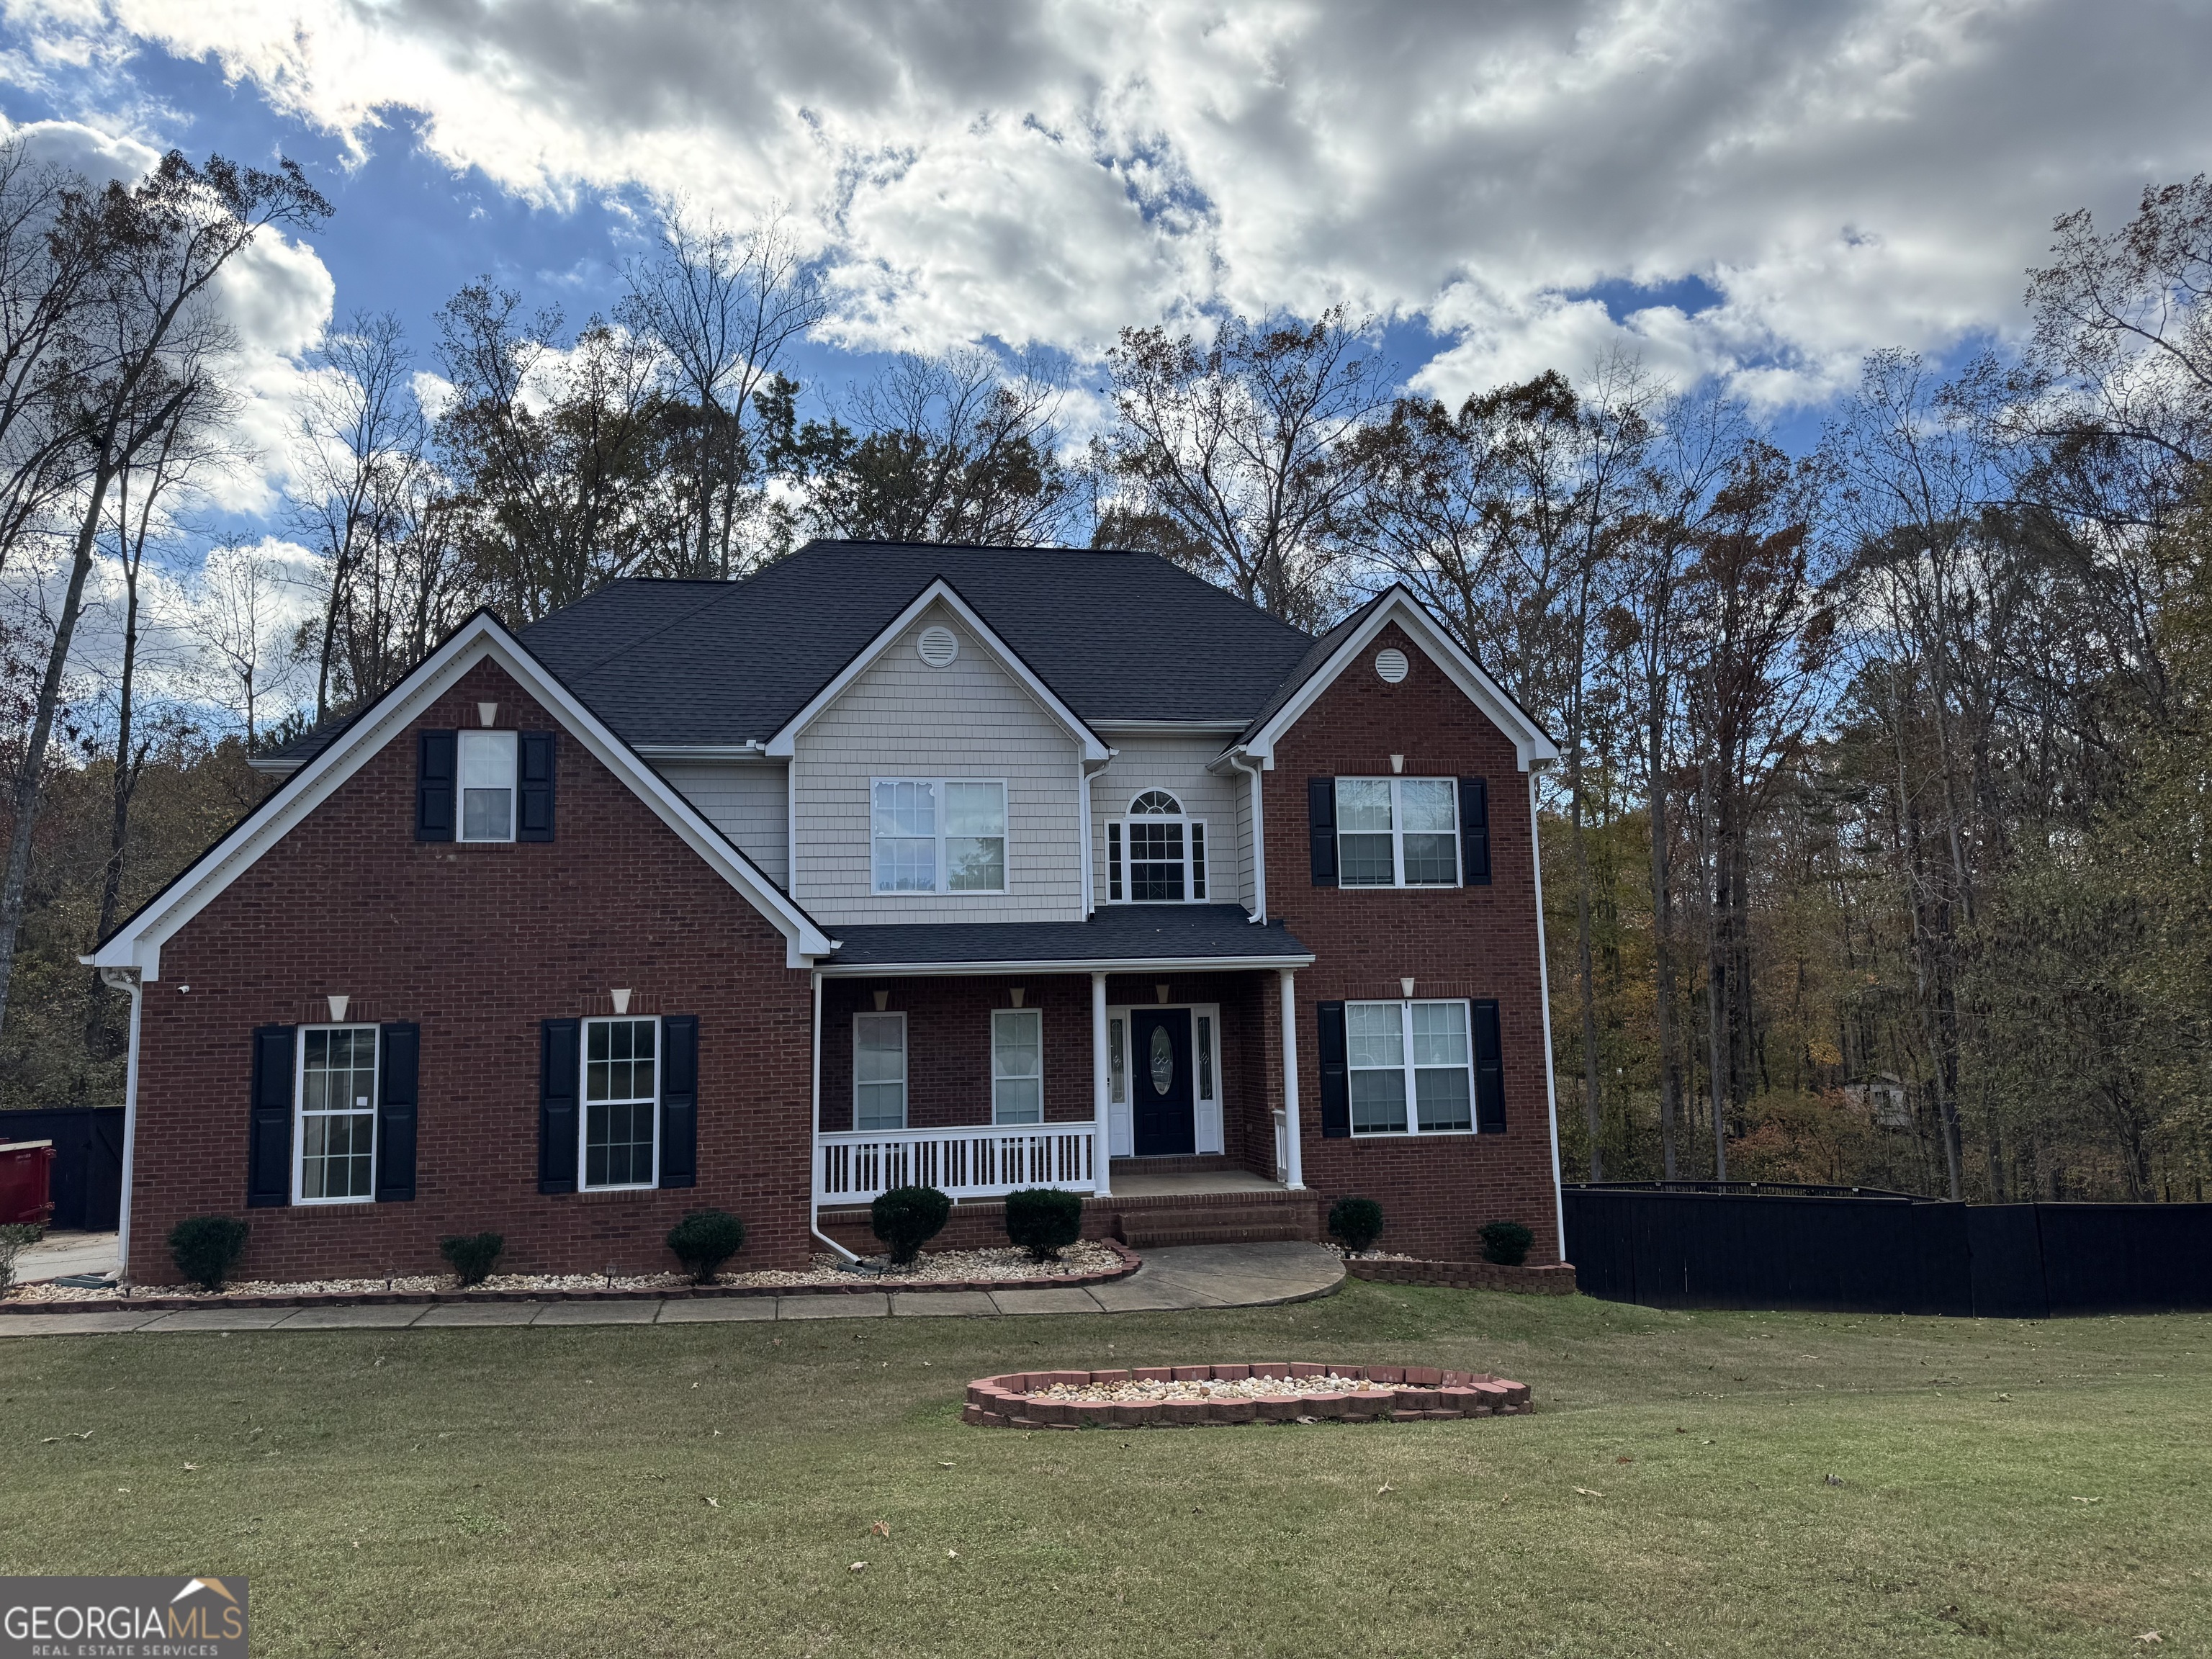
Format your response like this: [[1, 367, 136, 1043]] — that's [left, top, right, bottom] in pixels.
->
[[0, 1139, 54, 1226]]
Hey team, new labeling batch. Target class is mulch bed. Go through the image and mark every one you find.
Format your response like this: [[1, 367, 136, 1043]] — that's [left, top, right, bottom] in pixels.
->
[[965, 1361, 1533, 1428], [1, 1239, 1140, 1316]]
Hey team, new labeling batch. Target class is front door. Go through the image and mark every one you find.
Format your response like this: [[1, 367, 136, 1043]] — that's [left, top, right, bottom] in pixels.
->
[[1130, 1008, 1196, 1156]]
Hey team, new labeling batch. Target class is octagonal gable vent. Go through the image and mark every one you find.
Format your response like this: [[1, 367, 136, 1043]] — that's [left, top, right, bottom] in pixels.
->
[[917, 625, 959, 667], [1375, 646, 1409, 684]]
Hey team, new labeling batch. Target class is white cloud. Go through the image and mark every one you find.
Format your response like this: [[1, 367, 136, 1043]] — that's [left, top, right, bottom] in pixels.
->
[[4, 0, 2208, 408]]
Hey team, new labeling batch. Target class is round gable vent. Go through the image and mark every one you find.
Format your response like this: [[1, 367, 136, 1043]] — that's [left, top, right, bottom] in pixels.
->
[[917, 625, 959, 667], [1375, 647, 1409, 684]]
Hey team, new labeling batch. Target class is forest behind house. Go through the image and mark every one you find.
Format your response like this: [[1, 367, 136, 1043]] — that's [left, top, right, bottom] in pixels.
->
[[3, 140, 2208, 1205]]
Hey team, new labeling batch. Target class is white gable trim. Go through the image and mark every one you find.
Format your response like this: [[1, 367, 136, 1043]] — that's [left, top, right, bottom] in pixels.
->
[[763, 580, 1111, 763], [90, 613, 837, 979], [1238, 589, 1560, 773]]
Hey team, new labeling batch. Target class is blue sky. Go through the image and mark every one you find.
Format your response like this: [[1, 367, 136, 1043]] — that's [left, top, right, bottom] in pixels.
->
[[1, 0, 2206, 540]]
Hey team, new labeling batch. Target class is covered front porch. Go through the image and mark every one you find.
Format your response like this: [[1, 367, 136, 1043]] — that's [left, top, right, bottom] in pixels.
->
[[809, 908, 1315, 1234]]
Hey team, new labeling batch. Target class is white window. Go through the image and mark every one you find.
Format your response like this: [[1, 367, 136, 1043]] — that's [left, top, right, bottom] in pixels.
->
[[871, 778, 1007, 894], [582, 1017, 657, 1189], [1337, 778, 1458, 888], [1347, 999, 1476, 1135], [1107, 790, 1208, 903], [854, 1012, 908, 1130], [992, 1008, 1043, 1125], [459, 729, 518, 842], [296, 1025, 378, 1203]]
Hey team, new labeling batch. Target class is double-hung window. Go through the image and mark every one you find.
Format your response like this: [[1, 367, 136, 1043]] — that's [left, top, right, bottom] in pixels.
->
[[459, 730, 518, 842], [854, 1013, 908, 1130], [296, 1025, 379, 1202], [871, 779, 1007, 893], [1336, 778, 1459, 887], [992, 1009, 1043, 1125], [583, 1016, 658, 1188], [1106, 790, 1207, 902], [1346, 999, 1476, 1135]]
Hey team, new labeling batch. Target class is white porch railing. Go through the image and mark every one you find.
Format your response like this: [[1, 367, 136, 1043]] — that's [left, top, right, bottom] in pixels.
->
[[817, 1123, 1100, 1205]]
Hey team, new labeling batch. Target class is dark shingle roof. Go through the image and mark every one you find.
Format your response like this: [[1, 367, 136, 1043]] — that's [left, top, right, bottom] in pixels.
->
[[824, 904, 1310, 968], [518, 541, 1318, 748]]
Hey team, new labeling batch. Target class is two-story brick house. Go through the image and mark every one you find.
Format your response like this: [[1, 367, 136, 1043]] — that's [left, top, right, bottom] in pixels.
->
[[90, 541, 1564, 1284]]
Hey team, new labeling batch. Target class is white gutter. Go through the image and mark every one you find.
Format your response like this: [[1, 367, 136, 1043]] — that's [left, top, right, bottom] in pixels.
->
[[816, 953, 1314, 978], [807, 967, 859, 1262], [1528, 770, 1567, 1262], [1224, 752, 1267, 922]]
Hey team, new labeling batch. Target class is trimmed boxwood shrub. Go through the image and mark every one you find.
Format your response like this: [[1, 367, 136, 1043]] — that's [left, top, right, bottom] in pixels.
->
[[666, 1209, 746, 1284], [1004, 1187, 1083, 1262], [871, 1185, 951, 1267], [168, 1215, 249, 1292], [439, 1232, 505, 1287], [1480, 1220, 1534, 1266], [1327, 1195, 1385, 1254]]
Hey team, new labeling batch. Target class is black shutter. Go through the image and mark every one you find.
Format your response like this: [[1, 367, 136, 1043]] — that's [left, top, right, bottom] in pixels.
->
[[376, 1022, 420, 1202], [539, 1018, 580, 1195], [1308, 778, 1337, 886], [1317, 1001, 1349, 1138], [660, 1015, 698, 1189], [1473, 999, 1506, 1133], [247, 1025, 295, 1207], [517, 732, 556, 842], [415, 730, 457, 841], [1460, 776, 1491, 886]]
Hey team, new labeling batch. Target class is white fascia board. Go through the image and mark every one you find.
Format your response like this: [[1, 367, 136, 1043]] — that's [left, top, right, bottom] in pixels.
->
[[92, 613, 836, 978], [1093, 719, 1252, 734], [1241, 588, 1561, 773], [763, 580, 1110, 763], [817, 952, 1315, 978]]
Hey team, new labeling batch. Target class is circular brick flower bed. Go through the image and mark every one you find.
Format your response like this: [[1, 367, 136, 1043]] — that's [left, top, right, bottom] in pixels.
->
[[963, 1362, 1532, 1429]]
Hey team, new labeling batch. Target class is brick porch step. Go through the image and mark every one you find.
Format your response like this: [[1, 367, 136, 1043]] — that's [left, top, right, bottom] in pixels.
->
[[1111, 1190, 1323, 1249], [1109, 1154, 1243, 1178]]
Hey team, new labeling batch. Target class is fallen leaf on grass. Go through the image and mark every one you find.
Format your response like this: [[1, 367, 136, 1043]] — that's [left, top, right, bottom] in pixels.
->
[[2071, 1496, 2101, 1504], [1574, 1488, 1605, 1498], [1825, 1475, 1845, 1487], [938, 1461, 955, 1468], [2136, 1635, 2160, 1645], [870, 1521, 891, 1538], [1377, 1483, 1395, 1496], [945, 1550, 959, 1560], [182, 1463, 199, 1472], [1617, 1456, 1634, 1465], [703, 1497, 720, 1509], [848, 1562, 867, 1573]]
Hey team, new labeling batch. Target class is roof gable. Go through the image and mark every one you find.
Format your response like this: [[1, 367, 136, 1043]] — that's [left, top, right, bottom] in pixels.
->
[[765, 579, 1110, 761], [1236, 588, 1560, 772], [91, 612, 837, 978]]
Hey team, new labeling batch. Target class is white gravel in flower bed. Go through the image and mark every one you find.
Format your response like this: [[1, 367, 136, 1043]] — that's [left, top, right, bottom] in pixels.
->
[[8, 1241, 1125, 1302], [1025, 1371, 1395, 1402]]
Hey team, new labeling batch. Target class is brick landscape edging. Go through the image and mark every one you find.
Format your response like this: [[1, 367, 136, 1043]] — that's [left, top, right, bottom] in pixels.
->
[[1, 1238, 1141, 1316], [1344, 1257, 1578, 1295], [963, 1362, 1534, 1429]]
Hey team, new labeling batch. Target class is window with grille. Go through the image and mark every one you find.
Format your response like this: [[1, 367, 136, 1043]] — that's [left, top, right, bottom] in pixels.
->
[[1107, 790, 1208, 903], [297, 1025, 378, 1202], [583, 1017, 658, 1188], [1346, 999, 1476, 1135], [1336, 778, 1459, 887]]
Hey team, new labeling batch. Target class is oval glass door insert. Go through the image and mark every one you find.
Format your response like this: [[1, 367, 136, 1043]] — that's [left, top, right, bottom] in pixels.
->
[[1149, 1026, 1174, 1094]]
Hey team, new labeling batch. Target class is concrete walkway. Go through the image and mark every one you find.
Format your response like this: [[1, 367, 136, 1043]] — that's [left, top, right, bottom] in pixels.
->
[[14, 1230, 120, 1283], [0, 1241, 1343, 1337]]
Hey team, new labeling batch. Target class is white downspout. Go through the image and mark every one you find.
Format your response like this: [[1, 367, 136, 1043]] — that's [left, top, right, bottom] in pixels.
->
[[1228, 752, 1267, 922], [807, 967, 858, 1263], [1527, 769, 1567, 1262], [110, 969, 141, 1281]]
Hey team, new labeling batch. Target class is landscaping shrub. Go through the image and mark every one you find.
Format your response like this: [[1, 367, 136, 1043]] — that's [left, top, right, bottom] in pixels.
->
[[1480, 1220, 1534, 1266], [0, 1222, 42, 1296], [666, 1209, 746, 1283], [168, 1216, 250, 1292], [1328, 1195, 1385, 1254], [439, 1232, 505, 1287], [1003, 1187, 1083, 1262], [871, 1185, 951, 1267]]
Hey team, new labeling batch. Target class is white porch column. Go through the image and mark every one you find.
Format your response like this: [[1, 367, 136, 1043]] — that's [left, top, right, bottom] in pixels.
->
[[1092, 971, 1112, 1196], [1278, 967, 1305, 1191]]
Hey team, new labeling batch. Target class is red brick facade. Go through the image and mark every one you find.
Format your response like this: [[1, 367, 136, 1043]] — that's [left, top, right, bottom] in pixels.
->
[[125, 660, 818, 1284], [1264, 620, 1563, 1264]]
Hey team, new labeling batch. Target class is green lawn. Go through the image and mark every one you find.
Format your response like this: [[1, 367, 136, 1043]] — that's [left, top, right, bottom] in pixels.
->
[[3, 1286, 2206, 1656]]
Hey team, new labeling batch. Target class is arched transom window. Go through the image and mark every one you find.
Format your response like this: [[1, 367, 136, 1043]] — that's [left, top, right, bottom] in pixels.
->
[[1107, 790, 1207, 903]]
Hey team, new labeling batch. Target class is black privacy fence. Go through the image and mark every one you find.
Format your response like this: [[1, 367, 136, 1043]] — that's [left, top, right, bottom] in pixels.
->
[[0, 1106, 124, 1231], [1563, 1183, 2212, 1318]]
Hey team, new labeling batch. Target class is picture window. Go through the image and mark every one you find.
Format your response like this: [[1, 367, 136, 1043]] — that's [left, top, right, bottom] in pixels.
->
[[1336, 777, 1459, 888], [1346, 999, 1476, 1136], [872, 778, 1007, 894]]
